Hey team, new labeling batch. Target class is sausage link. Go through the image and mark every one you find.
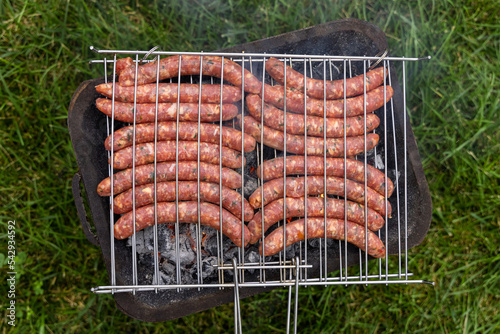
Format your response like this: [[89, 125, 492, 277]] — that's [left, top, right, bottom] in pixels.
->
[[259, 218, 385, 258], [113, 181, 254, 221], [105, 121, 256, 153], [113, 201, 251, 247], [256, 156, 394, 197], [96, 98, 239, 123], [97, 161, 242, 196], [265, 57, 387, 100], [237, 115, 379, 157], [119, 55, 262, 94], [261, 84, 393, 118], [248, 176, 391, 217], [95, 83, 242, 104], [111, 141, 245, 169], [246, 94, 380, 137], [115, 57, 134, 75], [248, 197, 384, 244]]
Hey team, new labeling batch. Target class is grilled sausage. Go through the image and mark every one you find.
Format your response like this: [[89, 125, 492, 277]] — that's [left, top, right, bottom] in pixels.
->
[[95, 83, 242, 104], [95, 98, 239, 123], [265, 57, 387, 100], [113, 201, 251, 247], [248, 176, 391, 217], [246, 94, 380, 137], [248, 197, 384, 244], [97, 161, 242, 196], [259, 218, 386, 258], [105, 121, 256, 153], [112, 181, 254, 221], [111, 141, 245, 169], [119, 55, 262, 94], [256, 156, 394, 197], [237, 115, 379, 157], [261, 84, 393, 118]]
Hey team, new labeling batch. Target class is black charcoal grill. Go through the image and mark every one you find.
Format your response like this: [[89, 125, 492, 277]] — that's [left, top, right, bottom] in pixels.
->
[[68, 18, 433, 325]]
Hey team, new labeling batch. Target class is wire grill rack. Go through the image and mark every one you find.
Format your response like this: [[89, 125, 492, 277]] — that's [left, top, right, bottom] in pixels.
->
[[87, 47, 433, 331]]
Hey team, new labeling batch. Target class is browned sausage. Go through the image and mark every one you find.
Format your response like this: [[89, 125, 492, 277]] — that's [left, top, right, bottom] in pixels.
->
[[259, 218, 386, 258], [95, 83, 242, 104], [248, 176, 391, 217], [119, 55, 262, 94], [97, 161, 242, 196], [248, 197, 384, 244], [113, 181, 254, 221], [113, 201, 251, 247], [111, 141, 245, 169], [246, 94, 380, 137], [265, 57, 387, 100], [95, 98, 239, 123], [261, 84, 393, 118], [105, 121, 256, 153], [256, 156, 394, 197], [237, 115, 379, 157]]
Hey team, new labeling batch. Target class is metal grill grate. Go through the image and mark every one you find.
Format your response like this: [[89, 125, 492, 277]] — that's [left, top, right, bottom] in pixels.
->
[[87, 48, 433, 330]]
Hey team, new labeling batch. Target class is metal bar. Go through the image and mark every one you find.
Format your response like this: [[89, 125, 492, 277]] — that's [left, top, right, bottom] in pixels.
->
[[293, 257, 300, 334], [92, 278, 434, 294], [322, 57, 327, 284], [174, 55, 182, 290], [232, 258, 242, 334], [363, 60, 369, 282], [217, 263, 313, 270], [259, 55, 267, 283], [286, 281, 292, 334], [387, 63, 402, 279], [109, 55, 116, 293], [302, 57, 308, 284], [383, 61, 389, 283], [239, 56, 246, 283], [131, 54, 140, 293], [403, 58, 409, 283], [89, 47, 430, 61], [196, 52, 204, 287], [219, 57, 225, 285], [152, 52, 161, 291], [281, 56, 288, 277], [343, 59, 350, 283]]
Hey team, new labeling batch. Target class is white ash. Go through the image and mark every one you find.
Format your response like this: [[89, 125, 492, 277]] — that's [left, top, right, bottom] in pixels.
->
[[374, 153, 385, 169]]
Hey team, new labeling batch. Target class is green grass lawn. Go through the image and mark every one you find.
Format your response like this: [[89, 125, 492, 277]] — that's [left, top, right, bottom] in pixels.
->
[[1, 0, 499, 332]]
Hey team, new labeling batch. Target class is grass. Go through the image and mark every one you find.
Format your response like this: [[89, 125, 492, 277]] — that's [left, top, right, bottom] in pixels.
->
[[1, 0, 499, 332]]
